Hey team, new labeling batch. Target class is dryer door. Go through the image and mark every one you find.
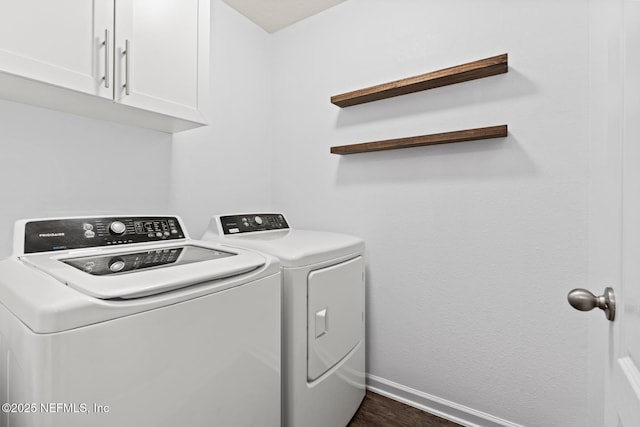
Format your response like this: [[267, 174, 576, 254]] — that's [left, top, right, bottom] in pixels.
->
[[307, 256, 364, 381]]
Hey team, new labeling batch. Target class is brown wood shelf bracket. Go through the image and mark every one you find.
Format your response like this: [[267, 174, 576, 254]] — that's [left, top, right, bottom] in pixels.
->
[[331, 54, 508, 108], [330, 125, 508, 155]]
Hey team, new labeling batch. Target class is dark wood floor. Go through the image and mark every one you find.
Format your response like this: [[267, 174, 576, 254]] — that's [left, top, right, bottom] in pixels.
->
[[348, 391, 462, 427]]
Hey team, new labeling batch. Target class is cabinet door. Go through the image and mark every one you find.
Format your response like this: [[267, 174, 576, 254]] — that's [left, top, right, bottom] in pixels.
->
[[114, 0, 207, 124], [0, 0, 113, 99]]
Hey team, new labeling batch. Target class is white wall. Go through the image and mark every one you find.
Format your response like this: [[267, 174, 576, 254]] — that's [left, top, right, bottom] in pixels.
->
[[269, 1, 591, 425], [0, 100, 171, 258], [171, 1, 273, 237]]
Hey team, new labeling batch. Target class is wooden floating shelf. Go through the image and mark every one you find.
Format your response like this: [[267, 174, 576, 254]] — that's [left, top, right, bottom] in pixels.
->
[[331, 54, 508, 108], [330, 125, 508, 155]]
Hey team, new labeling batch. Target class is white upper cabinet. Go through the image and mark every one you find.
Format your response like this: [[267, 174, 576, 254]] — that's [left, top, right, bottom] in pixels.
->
[[114, 0, 204, 124], [0, 0, 113, 99], [0, 0, 209, 133]]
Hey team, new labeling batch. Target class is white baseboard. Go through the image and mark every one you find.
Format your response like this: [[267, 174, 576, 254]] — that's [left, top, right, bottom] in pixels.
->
[[366, 374, 524, 427]]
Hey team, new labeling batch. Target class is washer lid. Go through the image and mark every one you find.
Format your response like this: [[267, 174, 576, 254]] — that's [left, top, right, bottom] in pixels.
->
[[61, 245, 232, 276], [21, 243, 266, 299]]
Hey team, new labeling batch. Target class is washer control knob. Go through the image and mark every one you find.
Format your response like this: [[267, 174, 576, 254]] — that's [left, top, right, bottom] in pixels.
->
[[254, 216, 263, 225], [109, 258, 126, 273], [109, 221, 127, 235]]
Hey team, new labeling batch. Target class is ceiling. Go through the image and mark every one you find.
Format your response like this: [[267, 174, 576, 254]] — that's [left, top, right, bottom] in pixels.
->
[[223, 0, 347, 33]]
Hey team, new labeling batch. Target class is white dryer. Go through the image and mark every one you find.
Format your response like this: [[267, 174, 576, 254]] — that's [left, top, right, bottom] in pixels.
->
[[202, 213, 366, 427], [0, 215, 281, 427]]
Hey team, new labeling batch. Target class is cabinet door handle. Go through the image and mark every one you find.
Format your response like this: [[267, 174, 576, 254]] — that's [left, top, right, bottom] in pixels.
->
[[123, 39, 131, 95], [102, 29, 110, 89]]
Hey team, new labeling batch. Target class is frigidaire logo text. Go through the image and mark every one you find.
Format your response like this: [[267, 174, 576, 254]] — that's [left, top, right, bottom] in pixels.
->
[[39, 233, 65, 238]]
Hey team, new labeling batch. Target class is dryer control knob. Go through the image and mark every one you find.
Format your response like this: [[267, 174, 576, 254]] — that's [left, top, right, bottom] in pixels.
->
[[254, 216, 263, 225], [109, 221, 127, 235]]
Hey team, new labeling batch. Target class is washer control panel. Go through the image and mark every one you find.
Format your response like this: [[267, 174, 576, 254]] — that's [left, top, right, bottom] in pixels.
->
[[219, 213, 289, 235], [23, 216, 185, 253]]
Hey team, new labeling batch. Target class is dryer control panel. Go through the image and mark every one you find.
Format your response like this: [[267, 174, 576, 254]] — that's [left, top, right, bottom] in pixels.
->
[[23, 216, 185, 253], [219, 213, 289, 235]]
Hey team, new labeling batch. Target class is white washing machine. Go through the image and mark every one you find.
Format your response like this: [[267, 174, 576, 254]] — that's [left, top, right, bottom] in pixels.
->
[[0, 215, 282, 427], [202, 213, 366, 427]]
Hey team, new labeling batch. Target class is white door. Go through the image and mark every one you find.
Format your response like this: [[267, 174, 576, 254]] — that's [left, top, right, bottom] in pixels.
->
[[611, 0, 640, 424], [114, 0, 207, 124], [586, 0, 640, 425], [0, 0, 113, 99]]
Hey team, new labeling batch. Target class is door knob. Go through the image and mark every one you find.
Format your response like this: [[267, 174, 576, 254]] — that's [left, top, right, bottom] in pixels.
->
[[567, 287, 615, 321]]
